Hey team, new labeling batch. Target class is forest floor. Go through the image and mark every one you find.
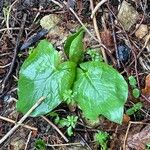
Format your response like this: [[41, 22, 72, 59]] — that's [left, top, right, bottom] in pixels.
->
[[0, 0, 150, 150]]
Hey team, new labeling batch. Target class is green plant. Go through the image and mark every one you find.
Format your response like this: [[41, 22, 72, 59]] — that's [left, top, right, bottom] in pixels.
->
[[128, 76, 136, 88], [47, 112, 78, 136], [46, 111, 60, 124], [63, 90, 76, 105], [126, 102, 143, 116], [128, 76, 140, 98], [146, 143, 150, 150], [59, 115, 78, 136], [132, 88, 140, 98], [94, 131, 109, 150], [16, 28, 128, 124], [35, 139, 46, 150], [87, 48, 103, 62]]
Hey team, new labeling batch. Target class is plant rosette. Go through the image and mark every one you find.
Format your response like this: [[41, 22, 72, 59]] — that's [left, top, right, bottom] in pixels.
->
[[17, 28, 128, 125]]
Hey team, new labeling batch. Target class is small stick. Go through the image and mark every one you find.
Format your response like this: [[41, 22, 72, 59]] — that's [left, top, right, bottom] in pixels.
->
[[123, 122, 131, 150], [33, 6, 42, 23], [141, 94, 150, 103], [42, 116, 69, 143], [6, 0, 19, 35], [0, 53, 11, 57], [47, 142, 85, 147], [130, 15, 144, 36], [51, 0, 63, 8], [107, 5, 140, 88], [90, 0, 108, 63], [24, 131, 32, 150], [143, 34, 150, 49], [91, 0, 108, 18], [0, 96, 45, 145], [0, 115, 37, 131], [63, 1, 98, 42], [47, 141, 96, 147], [128, 39, 150, 68], [0, 27, 29, 32], [63, 1, 109, 52], [1, 13, 27, 94], [0, 63, 11, 69], [123, 121, 147, 150], [78, 134, 93, 150], [109, 12, 120, 67]]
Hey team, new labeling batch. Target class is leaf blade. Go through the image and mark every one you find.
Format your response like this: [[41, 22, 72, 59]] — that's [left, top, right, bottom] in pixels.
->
[[17, 40, 76, 116], [64, 28, 85, 63], [73, 61, 128, 124]]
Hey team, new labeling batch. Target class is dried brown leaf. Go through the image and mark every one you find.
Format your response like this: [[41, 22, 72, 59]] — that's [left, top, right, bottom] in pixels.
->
[[117, 1, 139, 31], [135, 24, 148, 39], [126, 125, 150, 150], [142, 74, 150, 97], [100, 28, 114, 49], [122, 114, 130, 124]]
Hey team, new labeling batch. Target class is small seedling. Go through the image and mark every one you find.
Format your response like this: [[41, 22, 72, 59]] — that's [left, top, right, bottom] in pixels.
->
[[59, 115, 78, 136], [35, 139, 46, 150], [128, 76, 140, 98], [46, 111, 60, 124], [126, 102, 143, 116], [63, 90, 76, 105], [94, 131, 109, 150], [132, 88, 140, 98], [128, 76, 137, 88], [87, 48, 103, 62]]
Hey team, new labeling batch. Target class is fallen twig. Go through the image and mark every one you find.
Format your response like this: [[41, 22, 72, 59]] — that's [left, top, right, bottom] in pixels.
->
[[0, 115, 37, 131], [63, 1, 98, 42], [107, 5, 140, 87], [51, 0, 63, 8], [63, 1, 110, 54], [109, 12, 120, 67], [47, 142, 85, 147], [24, 131, 32, 150], [123, 121, 148, 150], [0, 27, 29, 32], [90, 0, 108, 63], [91, 0, 108, 18], [143, 34, 150, 49], [6, 0, 19, 35], [0, 63, 11, 69], [0, 96, 45, 145], [42, 116, 69, 143], [1, 13, 27, 95], [141, 94, 150, 103]]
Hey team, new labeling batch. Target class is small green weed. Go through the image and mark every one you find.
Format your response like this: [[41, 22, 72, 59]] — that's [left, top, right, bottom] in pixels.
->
[[35, 139, 46, 150], [59, 115, 78, 136], [87, 48, 103, 62], [126, 102, 143, 116], [128, 76, 140, 98], [47, 112, 78, 136], [63, 90, 76, 105], [94, 131, 109, 150]]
